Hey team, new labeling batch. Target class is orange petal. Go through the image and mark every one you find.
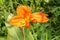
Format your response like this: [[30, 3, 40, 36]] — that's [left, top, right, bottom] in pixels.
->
[[30, 15, 37, 23], [9, 16, 26, 27], [31, 12, 49, 23], [25, 23, 30, 28], [40, 16, 49, 23], [39, 12, 49, 22], [30, 13, 41, 22], [31, 19, 37, 23], [16, 5, 31, 17]]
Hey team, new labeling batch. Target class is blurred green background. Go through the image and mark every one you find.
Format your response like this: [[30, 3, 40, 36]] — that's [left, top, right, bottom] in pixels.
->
[[0, 0, 60, 40]]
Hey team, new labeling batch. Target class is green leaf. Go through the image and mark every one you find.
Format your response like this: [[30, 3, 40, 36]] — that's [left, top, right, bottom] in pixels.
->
[[24, 29, 34, 40], [7, 27, 23, 40], [7, 26, 34, 40], [0, 37, 7, 40]]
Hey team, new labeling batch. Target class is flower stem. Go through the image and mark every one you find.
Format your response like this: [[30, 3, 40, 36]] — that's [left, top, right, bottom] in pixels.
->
[[46, 31, 48, 40], [21, 28, 25, 40]]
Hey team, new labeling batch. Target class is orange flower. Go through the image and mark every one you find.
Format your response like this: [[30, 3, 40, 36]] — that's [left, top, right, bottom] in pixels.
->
[[9, 5, 49, 28], [30, 12, 49, 23]]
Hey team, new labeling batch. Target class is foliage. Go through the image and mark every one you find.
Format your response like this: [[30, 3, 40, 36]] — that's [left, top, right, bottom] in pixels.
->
[[0, 0, 60, 40]]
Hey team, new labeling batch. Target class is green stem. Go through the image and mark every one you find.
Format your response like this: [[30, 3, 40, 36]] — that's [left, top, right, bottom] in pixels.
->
[[21, 28, 25, 40], [46, 31, 48, 40]]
